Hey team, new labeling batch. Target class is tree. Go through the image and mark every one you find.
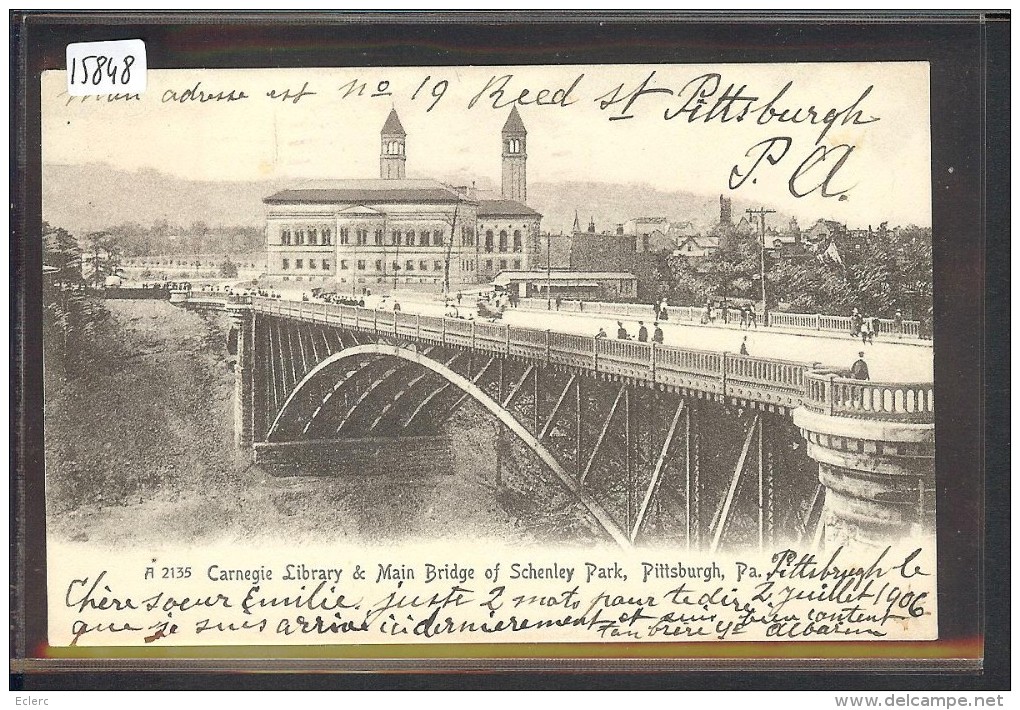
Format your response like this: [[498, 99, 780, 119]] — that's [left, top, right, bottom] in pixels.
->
[[83, 231, 123, 287], [43, 223, 84, 289], [696, 239, 769, 305], [218, 258, 239, 279], [42, 222, 109, 380]]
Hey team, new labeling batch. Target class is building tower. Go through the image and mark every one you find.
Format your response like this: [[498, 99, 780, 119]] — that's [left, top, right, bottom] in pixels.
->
[[501, 106, 527, 202], [719, 195, 733, 225], [380, 108, 406, 180]]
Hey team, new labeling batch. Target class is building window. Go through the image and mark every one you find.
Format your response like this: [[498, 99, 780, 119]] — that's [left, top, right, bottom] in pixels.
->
[[434, 259, 443, 271], [281, 229, 292, 245], [340, 259, 348, 270], [281, 258, 289, 270], [375, 229, 384, 245], [419, 260, 428, 271], [309, 228, 318, 245], [309, 259, 317, 270], [433, 229, 443, 246], [322, 228, 332, 245], [296, 229, 305, 246], [499, 259, 507, 270], [375, 259, 383, 271], [406, 230, 416, 247], [339, 228, 350, 245], [391, 260, 399, 271], [485, 230, 494, 252], [461, 226, 474, 247], [513, 230, 522, 252], [392, 230, 402, 245], [405, 260, 414, 272], [356, 229, 368, 246], [485, 259, 492, 270], [513, 259, 521, 269], [420, 230, 429, 247], [357, 260, 366, 271], [323, 259, 331, 271], [499, 230, 508, 252], [295, 259, 303, 269]]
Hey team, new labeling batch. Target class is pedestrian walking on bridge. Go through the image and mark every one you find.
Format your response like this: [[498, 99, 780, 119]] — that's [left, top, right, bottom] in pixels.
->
[[850, 352, 870, 381], [652, 323, 664, 344], [616, 321, 629, 340], [637, 321, 648, 342]]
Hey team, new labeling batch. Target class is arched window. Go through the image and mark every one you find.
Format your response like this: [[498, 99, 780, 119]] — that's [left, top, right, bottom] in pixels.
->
[[406, 230, 416, 246], [375, 229, 384, 245], [281, 228, 291, 245], [392, 230, 402, 245], [512, 229, 522, 252], [485, 230, 494, 252], [499, 230, 508, 252], [433, 229, 443, 246], [420, 230, 430, 247]]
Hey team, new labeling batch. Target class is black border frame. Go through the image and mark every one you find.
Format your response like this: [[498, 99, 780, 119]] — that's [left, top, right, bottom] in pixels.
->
[[10, 10, 1010, 690]]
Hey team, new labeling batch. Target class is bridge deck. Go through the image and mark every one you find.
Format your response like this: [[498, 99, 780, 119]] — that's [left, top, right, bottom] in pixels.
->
[[226, 295, 933, 424]]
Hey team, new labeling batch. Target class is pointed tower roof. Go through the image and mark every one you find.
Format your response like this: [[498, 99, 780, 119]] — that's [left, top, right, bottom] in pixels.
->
[[572, 210, 581, 233], [502, 105, 527, 135], [381, 108, 406, 136]]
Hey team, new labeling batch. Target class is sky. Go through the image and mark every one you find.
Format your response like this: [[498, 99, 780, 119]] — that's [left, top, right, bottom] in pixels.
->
[[42, 62, 932, 227]]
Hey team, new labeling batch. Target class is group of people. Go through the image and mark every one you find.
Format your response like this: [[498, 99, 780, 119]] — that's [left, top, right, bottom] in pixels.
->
[[699, 301, 759, 329], [597, 320, 665, 344], [311, 292, 366, 307], [140, 280, 192, 291], [850, 309, 880, 345]]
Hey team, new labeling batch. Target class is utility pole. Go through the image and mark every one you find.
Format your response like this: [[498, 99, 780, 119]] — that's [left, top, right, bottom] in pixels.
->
[[546, 232, 552, 310], [745, 207, 775, 309], [443, 198, 460, 300]]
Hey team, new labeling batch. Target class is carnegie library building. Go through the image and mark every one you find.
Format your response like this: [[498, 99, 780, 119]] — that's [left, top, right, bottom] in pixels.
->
[[263, 107, 542, 290]]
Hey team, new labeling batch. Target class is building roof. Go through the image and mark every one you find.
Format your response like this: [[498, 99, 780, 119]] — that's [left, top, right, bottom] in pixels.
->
[[381, 108, 406, 136], [502, 106, 527, 135], [493, 270, 636, 285], [264, 179, 466, 205], [476, 199, 541, 217]]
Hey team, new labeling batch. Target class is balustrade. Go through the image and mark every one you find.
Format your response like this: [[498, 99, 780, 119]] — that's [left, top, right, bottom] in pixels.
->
[[196, 295, 933, 423]]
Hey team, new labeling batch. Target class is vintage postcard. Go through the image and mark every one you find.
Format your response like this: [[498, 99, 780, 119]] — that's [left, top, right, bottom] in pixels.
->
[[40, 62, 937, 649]]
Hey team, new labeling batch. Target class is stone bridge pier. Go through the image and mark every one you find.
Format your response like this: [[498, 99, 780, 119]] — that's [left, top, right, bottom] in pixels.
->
[[794, 375, 935, 548]]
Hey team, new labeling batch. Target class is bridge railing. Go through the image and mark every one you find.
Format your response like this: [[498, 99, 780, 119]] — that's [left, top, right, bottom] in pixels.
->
[[802, 372, 934, 423], [474, 320, 510, 354], [236, 295, 933, 424], [513, 297, 922, 339]]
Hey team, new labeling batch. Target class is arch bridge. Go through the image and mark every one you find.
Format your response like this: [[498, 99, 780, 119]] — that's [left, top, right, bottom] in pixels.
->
[[181, 294, 935, 551]]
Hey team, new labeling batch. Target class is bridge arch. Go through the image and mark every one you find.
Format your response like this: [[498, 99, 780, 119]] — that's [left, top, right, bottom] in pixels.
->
[[265, 342, 632, 548]]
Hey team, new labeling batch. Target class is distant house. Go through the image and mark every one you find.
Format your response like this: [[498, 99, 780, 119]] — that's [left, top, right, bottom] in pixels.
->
[[623, 216, 669, 236], [674, 235, 721, 258]]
